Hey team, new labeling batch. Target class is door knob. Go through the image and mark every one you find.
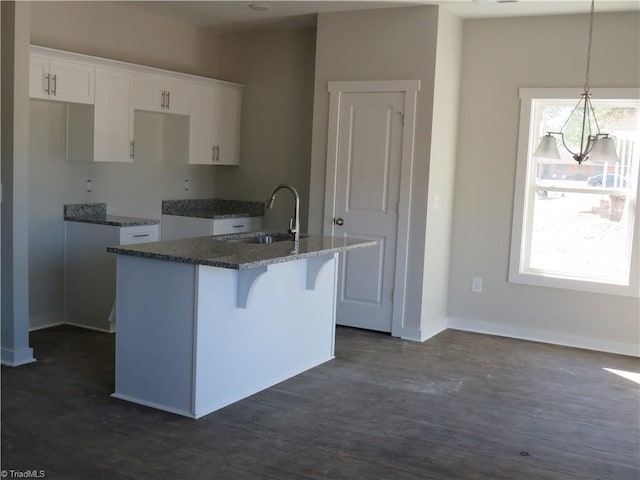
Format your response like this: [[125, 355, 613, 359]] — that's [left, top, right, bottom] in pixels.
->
[[334, 217, 344, 226]]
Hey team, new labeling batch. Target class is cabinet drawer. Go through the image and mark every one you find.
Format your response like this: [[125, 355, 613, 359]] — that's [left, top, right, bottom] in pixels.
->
[[120, 225, 160, 245], [212, 217, 261, 235]]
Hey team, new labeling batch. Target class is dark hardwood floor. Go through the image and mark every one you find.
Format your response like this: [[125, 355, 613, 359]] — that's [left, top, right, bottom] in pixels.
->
[[2, 325, 638, 479]]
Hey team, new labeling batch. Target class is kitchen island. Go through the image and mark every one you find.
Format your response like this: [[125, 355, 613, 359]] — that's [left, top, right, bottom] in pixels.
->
[[107, 233, 376, 419]]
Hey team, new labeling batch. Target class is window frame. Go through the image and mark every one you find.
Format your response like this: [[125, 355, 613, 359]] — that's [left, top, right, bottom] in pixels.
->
[[509, 88, 640, 298]]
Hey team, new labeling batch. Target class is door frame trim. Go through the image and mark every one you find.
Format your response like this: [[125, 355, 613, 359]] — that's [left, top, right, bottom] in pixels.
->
[[324, 80, 420, 337]]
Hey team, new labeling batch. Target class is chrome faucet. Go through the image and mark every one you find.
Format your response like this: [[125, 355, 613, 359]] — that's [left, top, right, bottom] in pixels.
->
[[266, 184, 300, 244]]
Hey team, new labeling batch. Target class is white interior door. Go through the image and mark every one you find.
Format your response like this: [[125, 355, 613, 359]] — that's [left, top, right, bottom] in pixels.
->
[[325, 90, 405, 332]]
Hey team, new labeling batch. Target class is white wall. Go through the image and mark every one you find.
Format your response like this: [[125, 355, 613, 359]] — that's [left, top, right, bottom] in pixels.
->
[[214, 27, 316, 231], [421, 9, 463, 339], [28, 1, 222, 329], [448, 12, 640, 355]]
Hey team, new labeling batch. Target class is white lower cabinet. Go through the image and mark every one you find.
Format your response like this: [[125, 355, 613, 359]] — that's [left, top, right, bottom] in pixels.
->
[[161, 215, 262, 241], [65, 222, 159, 332]]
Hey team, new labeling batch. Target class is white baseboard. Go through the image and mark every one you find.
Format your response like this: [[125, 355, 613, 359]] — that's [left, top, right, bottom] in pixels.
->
[[29, 313, 65, 331], [1, 346, 36, 366], [111, 393, 196, 419], [399, 320, 448, 342], [447, 317, 640, 357], [65, 321, 115, 334]]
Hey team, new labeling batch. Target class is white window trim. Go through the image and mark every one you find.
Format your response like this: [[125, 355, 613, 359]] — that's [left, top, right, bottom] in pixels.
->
[[509, 87, 640, 298]]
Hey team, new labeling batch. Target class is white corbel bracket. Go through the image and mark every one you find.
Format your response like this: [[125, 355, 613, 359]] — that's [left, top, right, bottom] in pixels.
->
[[236, 254, 335, 308], [237, 266, 268, 309], [306, 254, 334, 290]]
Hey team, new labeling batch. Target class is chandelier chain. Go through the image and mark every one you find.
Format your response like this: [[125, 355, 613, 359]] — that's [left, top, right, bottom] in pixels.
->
[[584, 0, 595, 93]]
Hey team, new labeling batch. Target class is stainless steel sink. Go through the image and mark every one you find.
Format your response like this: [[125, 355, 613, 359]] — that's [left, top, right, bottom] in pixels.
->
[[220, 232, 308, 244], [239, 233, 296, 244]]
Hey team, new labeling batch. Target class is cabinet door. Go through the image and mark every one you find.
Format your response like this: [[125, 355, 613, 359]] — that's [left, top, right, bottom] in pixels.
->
[[29, 55, 50, 100], [188, 86, 215, 165], [132, 74, 164, 112], [164, 80, 191, 115], [211, 86, 242, 165], [49, 59, 95, 104], [94, 68, 134, 163]]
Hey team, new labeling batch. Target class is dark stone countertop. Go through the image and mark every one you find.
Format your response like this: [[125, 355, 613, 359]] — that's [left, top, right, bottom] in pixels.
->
[[162, 199, 264, 219], [64, 203, 160, 227], [107, 232, 377, 270]]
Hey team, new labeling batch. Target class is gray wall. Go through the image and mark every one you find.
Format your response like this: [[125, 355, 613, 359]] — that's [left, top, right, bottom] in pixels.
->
[[28, 1, 221, 329], [214, 27, 316, 231], [448, 12, 640, 354], [28, 3, 319, 330], [310, 6, 446, 339], [1, 1, 34, 365], [30, 1, 219, 78]]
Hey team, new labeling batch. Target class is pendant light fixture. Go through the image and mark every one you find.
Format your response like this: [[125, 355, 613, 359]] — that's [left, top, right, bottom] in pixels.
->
[[532, 0, 618, 165]]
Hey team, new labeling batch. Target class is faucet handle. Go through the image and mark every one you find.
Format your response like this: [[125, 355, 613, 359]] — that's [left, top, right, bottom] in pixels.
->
[[288, 218, 294, 233]]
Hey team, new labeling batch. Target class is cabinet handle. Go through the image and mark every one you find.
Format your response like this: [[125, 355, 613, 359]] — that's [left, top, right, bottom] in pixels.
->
[[51, 74, 57, 96], [232, 225, 245, 228], [44, 74, 50, 94], [130, 140, 135, 159], [161, 90, 166, 109], [215, 145, 220, 162], [166, 91, 171, 109], [132, 234, 150, 238], [211, 146, 215, 162]]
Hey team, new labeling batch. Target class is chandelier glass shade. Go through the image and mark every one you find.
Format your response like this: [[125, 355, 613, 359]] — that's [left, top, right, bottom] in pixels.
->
[[532, 0, 618, 165]]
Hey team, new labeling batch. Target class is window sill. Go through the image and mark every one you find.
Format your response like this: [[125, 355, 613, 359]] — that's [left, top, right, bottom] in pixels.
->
[[508, 270, 639, 298]]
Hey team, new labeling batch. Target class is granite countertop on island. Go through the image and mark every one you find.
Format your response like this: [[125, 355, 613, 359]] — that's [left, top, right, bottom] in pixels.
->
[[64, 203, 159, 227], [162, 199, 265, 219], [107, 232, 376, 270]]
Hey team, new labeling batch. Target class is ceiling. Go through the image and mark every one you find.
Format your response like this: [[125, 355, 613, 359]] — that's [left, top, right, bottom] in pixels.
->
[[123, 1, 640, 32]]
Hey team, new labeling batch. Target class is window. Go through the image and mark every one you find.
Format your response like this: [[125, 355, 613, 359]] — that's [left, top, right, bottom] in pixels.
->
[[510, 88, 640, 297]]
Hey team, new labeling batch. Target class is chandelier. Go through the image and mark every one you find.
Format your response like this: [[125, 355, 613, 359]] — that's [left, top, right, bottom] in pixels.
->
[[533, 0, 618, 165]]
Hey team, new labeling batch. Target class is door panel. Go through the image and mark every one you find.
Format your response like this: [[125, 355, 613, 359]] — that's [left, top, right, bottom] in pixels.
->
[[50, 60, 95, 104], [331, 91, 404, 332], [341, 233, 385, 305], [346, 105, 393, 214]]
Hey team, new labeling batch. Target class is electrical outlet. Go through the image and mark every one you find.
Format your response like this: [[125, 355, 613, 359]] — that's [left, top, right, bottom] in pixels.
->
[[472, 277, 483, 293], [184, 179, 190, 191], [86, 180, 93, 192]]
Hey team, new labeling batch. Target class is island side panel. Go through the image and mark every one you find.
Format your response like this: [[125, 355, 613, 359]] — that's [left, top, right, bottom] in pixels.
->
[[112, 255, 197, 417], [193, 254, 338, 418]]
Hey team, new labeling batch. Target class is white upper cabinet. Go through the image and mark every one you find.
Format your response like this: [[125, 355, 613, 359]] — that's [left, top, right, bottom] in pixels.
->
[[188, 85, 216, 164], [94, 69, 134, 163], [67, 68, 134, 163], [31, 46, 243, 165], [182, 83, 242, 165], [211, 85, 242, 165], [29, 54, 95, 104], [132, 74, 190, 115]]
